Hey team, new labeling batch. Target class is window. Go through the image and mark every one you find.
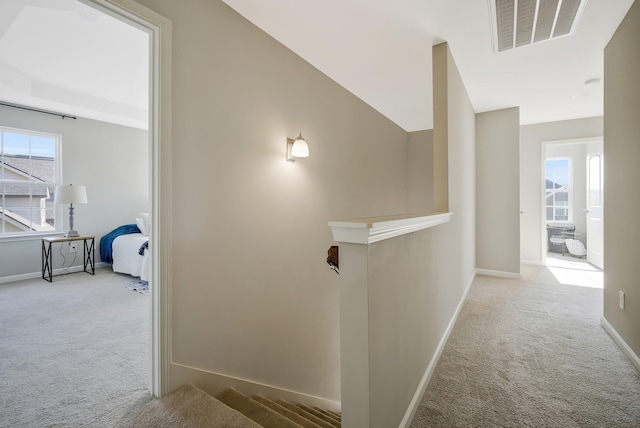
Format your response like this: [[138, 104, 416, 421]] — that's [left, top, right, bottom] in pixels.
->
[[0, 126, 60, 238], [545, 158, 571, 222]]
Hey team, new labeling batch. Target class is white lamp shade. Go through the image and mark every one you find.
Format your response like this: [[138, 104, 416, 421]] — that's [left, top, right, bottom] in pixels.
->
[[55, 185, 88, 204], [291, 138, 309, 158]]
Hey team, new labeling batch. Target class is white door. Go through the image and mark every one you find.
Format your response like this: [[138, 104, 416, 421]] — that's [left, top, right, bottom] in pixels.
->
[[586, 143, 603, 269]]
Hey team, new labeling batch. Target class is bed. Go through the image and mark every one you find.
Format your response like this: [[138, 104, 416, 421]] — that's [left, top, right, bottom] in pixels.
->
[[100, 217, 150, 281], [112, 233, 150, 281]]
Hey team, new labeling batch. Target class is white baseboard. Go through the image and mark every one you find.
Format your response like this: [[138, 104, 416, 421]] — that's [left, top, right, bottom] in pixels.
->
[[476, 268, 521, 279], [170, 362, 341, 412], [398, 270, 476, 428], [520, 259, 542, 266], [0, 263, 108, 284], [600, 316, 640, 373]]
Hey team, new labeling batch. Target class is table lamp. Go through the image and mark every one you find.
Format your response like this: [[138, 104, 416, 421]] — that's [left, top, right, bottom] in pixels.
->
[[54, 184, 88, 237]]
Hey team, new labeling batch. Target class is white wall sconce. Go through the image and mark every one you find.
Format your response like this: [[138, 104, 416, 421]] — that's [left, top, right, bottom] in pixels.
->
[[286, 132, 309, 162]]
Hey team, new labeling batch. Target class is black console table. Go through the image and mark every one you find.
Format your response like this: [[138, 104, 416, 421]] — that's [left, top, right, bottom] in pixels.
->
[[42, 235, 95, 282]]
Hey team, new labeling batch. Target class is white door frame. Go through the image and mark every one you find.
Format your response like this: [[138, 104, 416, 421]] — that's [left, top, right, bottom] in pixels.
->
[[540, 137, 603, 266], [82, 0, 172, 397], [586, 143, 604, 269]]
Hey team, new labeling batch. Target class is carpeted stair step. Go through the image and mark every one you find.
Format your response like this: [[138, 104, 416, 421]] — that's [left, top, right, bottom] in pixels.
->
[[297, 403, 341, 427], [311, 406, 341, 425], [277, 399, 337, 428], [116, 383, 261, 428], [314, 406, 342, 422], [327, 410, 341, 419], [217, 388, 303, 428], [253, 395, 323, 428]]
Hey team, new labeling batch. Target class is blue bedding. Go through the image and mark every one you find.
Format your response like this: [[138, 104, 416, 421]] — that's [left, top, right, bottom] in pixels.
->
[[100, 224, 141, 264]]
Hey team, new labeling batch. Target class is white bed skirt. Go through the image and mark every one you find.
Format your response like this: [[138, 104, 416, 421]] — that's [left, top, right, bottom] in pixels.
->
[[112, 233, 150, 282]]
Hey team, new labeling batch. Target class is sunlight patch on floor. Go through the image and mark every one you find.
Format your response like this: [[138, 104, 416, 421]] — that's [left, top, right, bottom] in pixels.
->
[[546, 254, 603, 288]]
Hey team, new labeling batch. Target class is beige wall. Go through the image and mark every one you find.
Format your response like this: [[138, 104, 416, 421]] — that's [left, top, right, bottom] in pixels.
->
[[519, 117, 603, 264], [373, 39, 478, 425], [440, 43, 477, 287], [476, 108, 520, 275], [338, 42, 477, 428], [0, 104, 149, 280], [433, 44, 449, 213], [136, 0, 410, 402], [603, 0, 640, 358], [408, 129, 434, 214], [366, 227, 453, 428]]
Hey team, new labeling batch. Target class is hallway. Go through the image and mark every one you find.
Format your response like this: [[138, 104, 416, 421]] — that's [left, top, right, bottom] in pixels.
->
[[411, 265, 639, 427]]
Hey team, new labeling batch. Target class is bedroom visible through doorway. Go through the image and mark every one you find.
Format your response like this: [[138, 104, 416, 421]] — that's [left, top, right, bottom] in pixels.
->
[[0, 0, 156, 400]]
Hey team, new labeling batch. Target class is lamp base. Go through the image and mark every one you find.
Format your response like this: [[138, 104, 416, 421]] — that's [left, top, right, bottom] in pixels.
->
[[65, 230, 80, 237]]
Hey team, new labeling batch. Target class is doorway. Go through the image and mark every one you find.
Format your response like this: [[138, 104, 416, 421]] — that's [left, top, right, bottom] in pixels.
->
[[541, 138, 604, 276], [84, 0, 172, 397]]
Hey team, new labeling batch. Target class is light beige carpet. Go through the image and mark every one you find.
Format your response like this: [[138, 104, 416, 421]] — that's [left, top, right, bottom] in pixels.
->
[[116, 384, 261, 428], [0, 269, 149, 427], [216, 388, 303, 428], [411, 267, 640, 427], [253, 395, 322, 428], [276, 399, 336, 428], [117, 385, 342, 428]]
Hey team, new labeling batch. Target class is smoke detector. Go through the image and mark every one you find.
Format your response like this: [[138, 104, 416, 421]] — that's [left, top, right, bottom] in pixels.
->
[[489, 0, 588, 53], [584, 77, 600, 87]]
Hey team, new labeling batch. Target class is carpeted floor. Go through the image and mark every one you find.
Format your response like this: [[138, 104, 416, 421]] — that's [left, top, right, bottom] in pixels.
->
[[411, 263, 640, 427], [3, 262, 638, 427], [0, 269, 150, 427]]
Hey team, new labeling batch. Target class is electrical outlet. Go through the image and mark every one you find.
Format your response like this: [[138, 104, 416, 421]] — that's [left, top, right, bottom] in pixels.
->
[[70, 242, 77, 253], [619, 290, 625, 310]]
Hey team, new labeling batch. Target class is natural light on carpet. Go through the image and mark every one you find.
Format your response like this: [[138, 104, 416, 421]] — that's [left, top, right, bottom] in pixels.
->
[[546, 256, 603, 288]]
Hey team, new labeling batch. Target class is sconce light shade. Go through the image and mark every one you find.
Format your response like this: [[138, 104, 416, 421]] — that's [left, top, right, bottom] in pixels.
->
[[287, 133, 310, 162], [291, 134, 309, 158]]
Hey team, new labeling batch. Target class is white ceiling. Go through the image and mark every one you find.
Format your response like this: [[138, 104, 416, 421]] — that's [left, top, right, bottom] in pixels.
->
[[0, 0, 149, 129], [0, 0, 634, 132], [222, 0, 634, 131]]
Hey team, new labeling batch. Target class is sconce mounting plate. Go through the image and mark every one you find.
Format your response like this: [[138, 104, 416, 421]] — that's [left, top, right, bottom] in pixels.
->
[[286, 137, 296, 162]]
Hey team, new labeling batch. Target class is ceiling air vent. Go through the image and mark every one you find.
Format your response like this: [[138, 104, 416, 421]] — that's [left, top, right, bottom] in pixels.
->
[[489, 0, 587, 53]]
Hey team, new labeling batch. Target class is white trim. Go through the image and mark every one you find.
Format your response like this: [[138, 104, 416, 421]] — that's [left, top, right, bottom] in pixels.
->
[[545, 156, 573, 223], [0, 263, 108, 284], [476, 268, 521, 279], [170, 362, 341, 412], [520, 259, 542, 266], [600, 317, 640, 373], [399, 270, 476, 428], [0, 126, 62, 237], [0, 231, 61, 243], [540, 137, 603, 267], [329, 212, 452, 244], [85, 0, 173, 398]]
